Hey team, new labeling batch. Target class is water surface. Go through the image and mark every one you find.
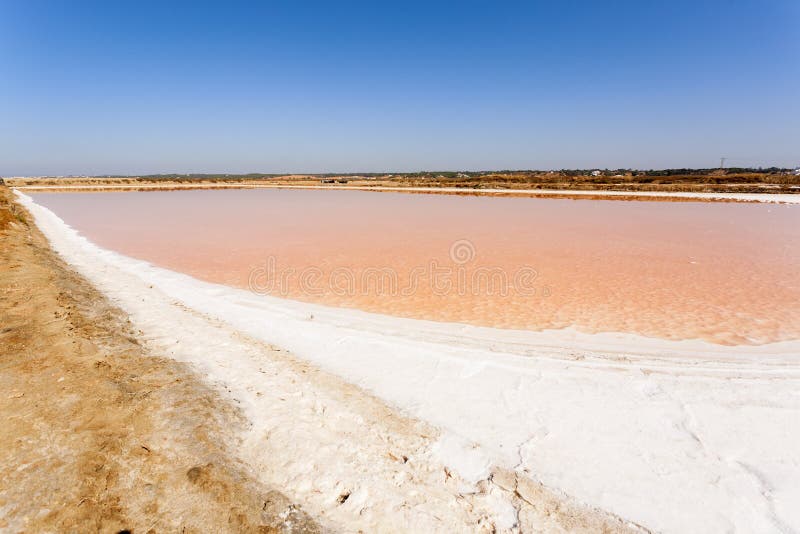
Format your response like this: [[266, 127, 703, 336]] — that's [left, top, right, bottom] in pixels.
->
[[33, 189, 800, 345]]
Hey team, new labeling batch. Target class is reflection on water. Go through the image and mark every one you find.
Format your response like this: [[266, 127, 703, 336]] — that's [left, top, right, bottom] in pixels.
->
[[33, 189, 800, 345]]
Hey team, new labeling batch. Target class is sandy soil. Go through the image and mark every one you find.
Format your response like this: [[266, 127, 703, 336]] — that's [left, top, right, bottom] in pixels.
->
[[0, 186, 318, 533]]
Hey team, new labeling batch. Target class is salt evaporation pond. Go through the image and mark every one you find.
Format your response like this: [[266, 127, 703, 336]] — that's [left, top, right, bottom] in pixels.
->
[[32, 188, 800, 345]]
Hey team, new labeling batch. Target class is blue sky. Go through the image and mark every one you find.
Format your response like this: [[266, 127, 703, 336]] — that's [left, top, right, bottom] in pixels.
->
[[1, 0, 798, 175]]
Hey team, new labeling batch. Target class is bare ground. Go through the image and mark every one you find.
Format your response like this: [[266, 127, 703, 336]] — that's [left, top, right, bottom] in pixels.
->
[[0, 185, 318, 532]]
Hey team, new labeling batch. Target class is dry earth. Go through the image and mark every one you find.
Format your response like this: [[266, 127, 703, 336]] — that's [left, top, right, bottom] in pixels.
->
[[0, 185, 318, 533]]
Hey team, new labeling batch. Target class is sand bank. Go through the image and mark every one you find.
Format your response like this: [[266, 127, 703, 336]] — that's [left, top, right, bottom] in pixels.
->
[[18, 190, 800, 533], [0, 187, 318, 532]]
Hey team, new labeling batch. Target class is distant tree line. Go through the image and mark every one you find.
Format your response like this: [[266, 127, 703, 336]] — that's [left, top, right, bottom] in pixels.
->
[[90, 167, 796, 182]]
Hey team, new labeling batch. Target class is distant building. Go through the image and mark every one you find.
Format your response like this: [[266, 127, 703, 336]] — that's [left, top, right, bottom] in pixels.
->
[[794, 168, 800, 176], [591, 170, 602, 177]]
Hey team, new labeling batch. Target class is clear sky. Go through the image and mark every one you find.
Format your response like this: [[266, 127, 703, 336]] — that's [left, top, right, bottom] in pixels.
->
[[1, 0, 798, 175]]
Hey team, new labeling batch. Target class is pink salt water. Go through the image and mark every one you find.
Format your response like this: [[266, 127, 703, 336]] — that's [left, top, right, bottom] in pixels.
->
[[32, 189, 800, 345]]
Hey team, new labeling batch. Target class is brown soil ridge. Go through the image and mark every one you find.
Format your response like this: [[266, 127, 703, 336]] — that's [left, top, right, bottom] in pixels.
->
[[0, 185, 319, 532]]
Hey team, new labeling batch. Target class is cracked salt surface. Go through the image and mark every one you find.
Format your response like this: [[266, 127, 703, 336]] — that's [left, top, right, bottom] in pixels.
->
[[20, 191, 800, 534]]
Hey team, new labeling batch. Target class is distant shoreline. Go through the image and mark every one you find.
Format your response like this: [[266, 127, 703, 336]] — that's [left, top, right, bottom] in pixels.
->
[[13, 180, 800, 204], [6, 168, 800, 197]]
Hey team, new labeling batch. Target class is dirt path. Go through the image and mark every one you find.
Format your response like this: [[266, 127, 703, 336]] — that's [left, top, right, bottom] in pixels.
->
[[0, 185, 318, 532]]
